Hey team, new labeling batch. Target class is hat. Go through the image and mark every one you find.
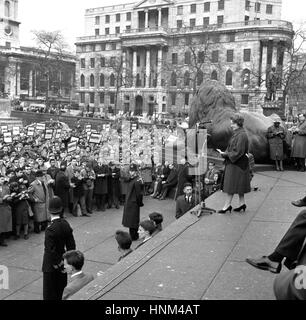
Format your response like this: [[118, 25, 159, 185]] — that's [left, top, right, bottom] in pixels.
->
[[115, 230, 132, 250], [35, 170, 44, 177], [270, 114, 281, 123], [48, 196, 63, 215], [129, 163, 138, 172]]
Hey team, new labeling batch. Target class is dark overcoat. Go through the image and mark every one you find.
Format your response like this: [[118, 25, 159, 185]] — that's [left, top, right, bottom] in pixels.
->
[[291, 121, 306, 158], [54, 171, 70, 208], [0, 184, 12, 233], [267, 125, 285, 160], [122, 176, 144, 229], [94, 165, 109, 195], [222, 127, 251, 195]]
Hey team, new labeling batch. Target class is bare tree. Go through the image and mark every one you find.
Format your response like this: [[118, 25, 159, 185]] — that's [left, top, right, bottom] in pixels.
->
[[31, 30, 69, 107]]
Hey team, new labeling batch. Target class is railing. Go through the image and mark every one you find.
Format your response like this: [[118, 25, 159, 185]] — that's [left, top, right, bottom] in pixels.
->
[[76, 20, 293, 43]]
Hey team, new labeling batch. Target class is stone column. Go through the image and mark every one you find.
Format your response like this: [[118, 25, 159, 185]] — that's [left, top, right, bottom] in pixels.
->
[[157, 47, 162, 87], [261, 44, 268, 90], [122, 50, 127, 84], [145, 47, 151, 88], [133, 48, 137, 87], [282, 48, 291, 90], [145, 10, 149, 29], [29, 70, 33, 97], [158, 8, 162, 28], [271, 43, 278, 69]]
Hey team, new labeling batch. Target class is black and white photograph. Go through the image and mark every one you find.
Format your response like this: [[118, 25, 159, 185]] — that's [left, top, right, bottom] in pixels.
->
[[0, 0, 306, 305]]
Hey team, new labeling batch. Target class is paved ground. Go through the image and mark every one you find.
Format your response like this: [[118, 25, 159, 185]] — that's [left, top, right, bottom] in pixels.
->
[[0, 197, 176, 300], [1, 168, 305, 300]]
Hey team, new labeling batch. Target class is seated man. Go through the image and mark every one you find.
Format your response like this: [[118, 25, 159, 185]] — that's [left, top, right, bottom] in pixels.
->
[[156, 163, 178, 200], [62, 250, 94, 300], [136, 220, 156, 249], [115, 230, 133, 262], [246, 209, 306, 274], [175, 183, 196, 220], [203, 162, 219, 199], [149, 212, 163, 236]]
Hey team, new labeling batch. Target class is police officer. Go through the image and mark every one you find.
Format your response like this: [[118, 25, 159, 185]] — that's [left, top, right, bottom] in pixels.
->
[[122, 164, 144, 241]]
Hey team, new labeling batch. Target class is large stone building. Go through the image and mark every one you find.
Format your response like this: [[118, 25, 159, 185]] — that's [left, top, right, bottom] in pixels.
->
[[0, 0, 76, 108], [76, 0, 294, 116]]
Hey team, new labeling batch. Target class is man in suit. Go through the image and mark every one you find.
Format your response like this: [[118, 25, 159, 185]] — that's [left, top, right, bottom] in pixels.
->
[[175, 183, 196, 219], [122, 164, 144, 241], [42, 197, 76, 300], [246, 209, 306, 275], [62, 250, 94, 300], [157, 163, 178, 200]]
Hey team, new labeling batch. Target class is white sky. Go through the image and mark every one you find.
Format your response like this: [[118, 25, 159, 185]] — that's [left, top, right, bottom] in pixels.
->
[[18, 0, 306, 50]]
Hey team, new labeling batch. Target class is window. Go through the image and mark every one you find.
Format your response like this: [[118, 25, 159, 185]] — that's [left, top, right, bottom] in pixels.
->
[[211, 70, 218, 80], [110, 56, 116, 66], [95, 29, 100, 36], [198, 51, 204, 63], [100, 92, 105, 104], [80, 92, 85, 103], [203, 17, 210, 26], [177, 5, 183, 15], [171, 93, 176, 105], [255, 2, 261, 12], [228, 33, 235, 42], [90, 58, 95, 68], [225, 70, 233, 86], [116, 13, 120, 22], [172, 53, 178, 65], [212, 34, 220, 43], [105, 15, 110, 23], [190, 4, 196, 13], [244, 49, 251, 62], [115, 27, 120, 34], [126, 25, 131, 31], [244, 15, 250, 25], [185, 51, 191, 64], [111, 43, 117, 50], [90, 74, 95, 87], [126, 12, 131, 21], [91, 44, 96, 52], [81, 58, 85, 69], [218, 0, 224, 10], [137, 55, 140, 67], [171, 72, 177, 86], [212, 50, 219, 63], [227, 49, 234, 62], [110, 74, 115, 87], [101, 43, 106, 51], [245, 0, 250, 11], [217, 15, 224, 26], [95, 16, 100, 25], [110, 92, 115, 104], [80, 74, 85, 87], [100, 57, 105, 67], [177, 20, 182, 28], [266, 4, 273, 14], [105, 28, 110, 35], [4, 1, 10, 17], [185, 93, 189, 106], [90, 93, 95, 104], [100, 74, 105, 87], [197, 70, 204, 86], [241, 94, 249, 105], [173, 38, 179, 46], [184, 71, 190, 86], [204, 2, 210, 12], [190, 19, 196, 27]]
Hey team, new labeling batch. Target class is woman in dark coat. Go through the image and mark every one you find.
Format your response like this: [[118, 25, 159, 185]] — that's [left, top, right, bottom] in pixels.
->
[[122, 164, 144, 241], [0, 176, 12, 246], [217, 114, 251, 214], [94, 160, 109, 211], [54, 162, 70, 213]]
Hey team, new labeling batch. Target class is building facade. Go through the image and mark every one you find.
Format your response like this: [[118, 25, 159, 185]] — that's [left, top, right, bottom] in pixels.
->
[[76, 0, 293, 116], [0, 0, 76, 107]]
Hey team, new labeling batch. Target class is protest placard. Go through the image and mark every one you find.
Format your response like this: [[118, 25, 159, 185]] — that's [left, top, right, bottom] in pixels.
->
[[70, 136, 79, 143], [27, 127, 35, 136], [45, 129, 53, 140], [12, 127, 20, 136], [3, 132, 12, 143], [36, 123, 46, 131], [85, 125, 92, 132], [1, 125, 8, 133], [89, 133, 102, 144], [67, 141, 77, 153]]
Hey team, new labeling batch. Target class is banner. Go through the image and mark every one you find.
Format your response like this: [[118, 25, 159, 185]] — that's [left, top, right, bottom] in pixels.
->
[[27, 127, 35, 137], [55, 129, 62, 139], [12, 127, 20, 136], [36, 123, 46, 131], [3, 132, 12, 143], [89, 133, 102, 144], [67, 141, 77, 153], [85, 125, 92, 132], [1, 125, 8, 133], [45, 129, 53, 140], [70, 136, 79, 143]]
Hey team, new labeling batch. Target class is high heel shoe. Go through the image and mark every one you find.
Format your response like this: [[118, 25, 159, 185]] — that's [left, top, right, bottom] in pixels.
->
[[218, 206, 232, 214], [233, 204, 247, 212]]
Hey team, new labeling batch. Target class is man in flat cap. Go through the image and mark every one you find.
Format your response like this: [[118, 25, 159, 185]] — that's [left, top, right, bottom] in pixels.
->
[[42, 196, 76, 300], [122, 164, 144, 241]]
